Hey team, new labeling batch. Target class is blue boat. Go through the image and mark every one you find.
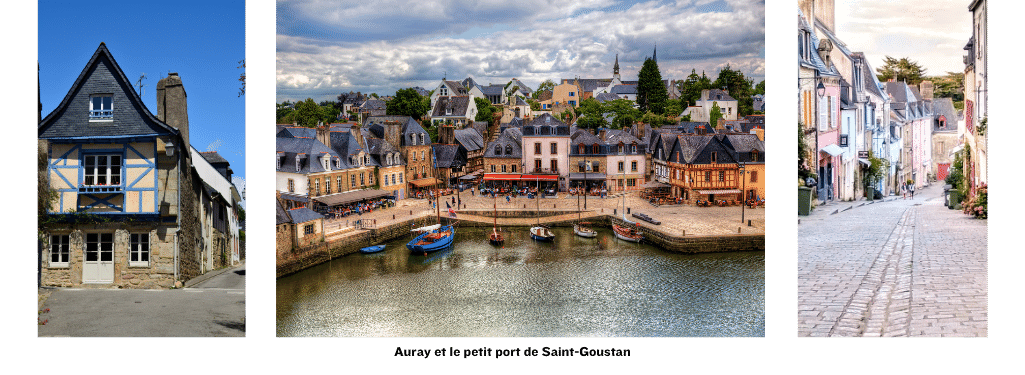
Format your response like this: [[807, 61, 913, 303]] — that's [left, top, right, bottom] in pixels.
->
[[406, 224, 455, 254], [530, 226, 555, 241], [359, 244, 386, 254]]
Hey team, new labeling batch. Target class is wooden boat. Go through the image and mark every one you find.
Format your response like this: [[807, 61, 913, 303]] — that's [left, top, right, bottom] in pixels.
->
[[407, 171, 455, 254], [359, 244, 386, 254], [613, 154, 643, 243], [489, 183, 504, 245], [530, 225, 555, 241], [574, 223, 597, 238], [408, 224, 455, 254], [529, 177, 554, 241]]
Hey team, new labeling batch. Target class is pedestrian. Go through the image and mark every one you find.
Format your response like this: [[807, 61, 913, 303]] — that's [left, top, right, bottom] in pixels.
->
[[901, 182, 907, 200], [910, 182, 915, 199]]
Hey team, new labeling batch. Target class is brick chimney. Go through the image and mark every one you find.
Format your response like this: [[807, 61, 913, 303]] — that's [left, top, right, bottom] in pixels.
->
[[439, 124, 455, 144], [157, 73, 190, 147], [350, 122, 365, 149], [919, 81, 934, 100]]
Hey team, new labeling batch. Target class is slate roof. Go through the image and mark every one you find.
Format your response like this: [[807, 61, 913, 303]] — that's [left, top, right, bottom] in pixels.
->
[[602, 129, 645, 153], [363, 115, 431, 147], [570, 128, 603, 147], [276, 126, 317, 139], [39, 43, 179, 140], [594, 92, 621, 103], [480, 84, 504, 96], [523, 113, 570, 136], [724, 134, 765, 163], [276, 198, 292, 225], [361, 99, 387, 110], [461, 77, 481, 92], [287, 207, 324, 224], [432, 96, 471, 117], [453, 128, 485, 152], [932, 97, 959, 131], [327, 131, 379, 169], [363, 137, 405, 167], [703, 89, 735, 102], [484, 127, 523, 158], [798, 9, 839, 77], [199, 151, 229, 165], [672, 135, 715, 164], [432, 144, 466, 168], [610, 84, 637, 95], [441, 80, 468, 95], [507, 79, 533, 95], [276, 137, 340, 174], [676, 121, 718, 135]]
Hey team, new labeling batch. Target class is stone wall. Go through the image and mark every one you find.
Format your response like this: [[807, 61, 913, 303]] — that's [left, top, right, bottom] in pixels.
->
[[458, 208, 583, 218], [277, 213, 434, 278], [41, 223, 177, 289]]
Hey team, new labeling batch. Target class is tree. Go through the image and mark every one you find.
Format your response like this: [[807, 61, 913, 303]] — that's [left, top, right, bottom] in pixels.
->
[[293, 98, 324, 127], [754, 80, 765, 96], [640, 111, 668, 126], [709, 101, 723, 128], [637, 58, 668, 114], [605, 99, 640, 129], [276, 101, 295, 123], [876, 56, 927, 85], [534, 79, 555, 99], [575, 98, 607, 130], [678, 69, 712, 107], [474, 97, 498, 123], [925, 72, 965, 109], [663, 98, 684, 120], [526, 98, 541, 111], [386, 88, 431, 121], [714, 64, 754, 116]]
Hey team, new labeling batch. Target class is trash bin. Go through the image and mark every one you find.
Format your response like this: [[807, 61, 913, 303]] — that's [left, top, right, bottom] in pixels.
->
[[866, 186, 875, 201], [798, 186, 812, 216]]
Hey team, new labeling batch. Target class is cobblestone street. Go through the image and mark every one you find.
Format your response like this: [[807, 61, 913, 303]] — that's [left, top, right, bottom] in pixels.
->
[[798, 183, 987, 337]]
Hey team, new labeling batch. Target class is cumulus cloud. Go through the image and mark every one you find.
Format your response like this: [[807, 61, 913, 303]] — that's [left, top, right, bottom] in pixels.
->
[[277, 0, 765, 102]]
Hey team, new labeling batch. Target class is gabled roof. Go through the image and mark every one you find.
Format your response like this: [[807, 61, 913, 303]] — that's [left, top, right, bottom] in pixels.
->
[[484, 127, 523, 158], [276, 126, 317, 139], [276, 137, 340, 174], [361, 99, 387, 110], [480, 84, 504, 96], [798, 9, 839, 77], [432, 144, 466, 168], [453, 128, 485, 152], [672, 135, 714, 164], [610, 84, 637, 95], [570, 128, 602, 147], [594, 92, 621, 103], [703, 89, 736, 102], [199, 151, 229, 165], [287, 207, 324, 224], [523, 113, 570, 136], [432, 96, 471, 117], [507, 78, 533, 94], [39, 43, 179, 139], [723, 134, 765, 162]]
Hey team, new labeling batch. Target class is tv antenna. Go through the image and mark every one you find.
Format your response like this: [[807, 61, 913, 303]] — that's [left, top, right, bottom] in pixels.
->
[[136, 73, 147, 97]]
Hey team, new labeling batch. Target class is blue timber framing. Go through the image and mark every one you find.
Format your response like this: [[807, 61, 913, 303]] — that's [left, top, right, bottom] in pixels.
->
[[47, 138, 160, 215]]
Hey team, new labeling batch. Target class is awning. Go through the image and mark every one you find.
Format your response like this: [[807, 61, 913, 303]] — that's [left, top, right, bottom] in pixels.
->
[[950, 144, 964, 156], [568, 173, 607, 180], [278, 192, 309, 203], [519, 174, 559, 181], [458, 172, 480, 180], [313, 189, 393, 206], [696, 189, 741, 194], [858, 158, 871, 166], [820, 144, 843, 156], [409, 178, 441, 187], [483, 173, 522, 181]]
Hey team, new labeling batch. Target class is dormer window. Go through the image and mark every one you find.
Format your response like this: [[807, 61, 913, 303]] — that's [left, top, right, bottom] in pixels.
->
[[387, 153, 393, 165], [90, 94, 113, 120], [446, 108, 452, 116], [631, 144, 637, 154], [505, 145, 512, 155], [276, 155, 283, 169], [420, 134, 425, 144], [321, 156, 330, 171], [495, 145, 502, 156], [295, 157, 301, 172], [334, 157, 340, 169], [618, 143, 624, 155], [751, 150, 759, 162], [410, 134, 416, 145]]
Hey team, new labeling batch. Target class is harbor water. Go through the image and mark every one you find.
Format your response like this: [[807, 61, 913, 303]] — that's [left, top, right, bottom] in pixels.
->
[[276, 226, 764, 337]]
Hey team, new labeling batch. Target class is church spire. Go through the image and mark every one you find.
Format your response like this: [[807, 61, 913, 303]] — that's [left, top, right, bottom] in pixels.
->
[[613, 53, 620, 80], [652, 43, 657, 63]]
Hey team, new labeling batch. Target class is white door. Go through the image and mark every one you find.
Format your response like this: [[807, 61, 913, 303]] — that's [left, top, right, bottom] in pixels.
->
[[83, 233, 114, 283]]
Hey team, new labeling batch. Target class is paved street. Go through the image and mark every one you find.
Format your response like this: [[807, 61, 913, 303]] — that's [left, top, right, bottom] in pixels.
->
[[323, 189, 764, 236], [798, 184, 987, 337], [38, 263, 245, 337]]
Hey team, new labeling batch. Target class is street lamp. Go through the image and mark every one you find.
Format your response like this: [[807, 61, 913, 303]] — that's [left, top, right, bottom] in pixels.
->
[[816, 81, 826, 98]]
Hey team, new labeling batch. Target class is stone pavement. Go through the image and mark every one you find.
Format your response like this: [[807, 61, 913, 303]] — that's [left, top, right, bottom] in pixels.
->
[[322, 189, 764, 236], [798, 183, 987, 337]]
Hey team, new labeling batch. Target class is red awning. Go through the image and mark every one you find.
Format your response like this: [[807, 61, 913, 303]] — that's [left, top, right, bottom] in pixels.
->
[[483, 174, 522, 181], [519, 174, 559, 181]]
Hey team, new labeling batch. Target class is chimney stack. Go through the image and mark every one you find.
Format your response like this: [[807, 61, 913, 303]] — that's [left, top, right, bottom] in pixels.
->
[[157, 73, 190, 148]]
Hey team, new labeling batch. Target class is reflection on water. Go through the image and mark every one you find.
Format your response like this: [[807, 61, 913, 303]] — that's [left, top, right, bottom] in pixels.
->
[[276, 226, 764, 337]]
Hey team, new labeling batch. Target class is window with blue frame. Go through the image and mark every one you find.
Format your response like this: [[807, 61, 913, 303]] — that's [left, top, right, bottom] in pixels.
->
[[83, 154, 121, 187], [90, 95, 113, 119]]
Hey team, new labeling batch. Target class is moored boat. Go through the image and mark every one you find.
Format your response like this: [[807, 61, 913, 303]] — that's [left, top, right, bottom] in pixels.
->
[[574, 223, 597, 238], [530, 225, 555, 241], [407, 224, 455, 254], [359, 244, 386, 254], [489, 227, 504, 245], [613, 221, 643, 242]]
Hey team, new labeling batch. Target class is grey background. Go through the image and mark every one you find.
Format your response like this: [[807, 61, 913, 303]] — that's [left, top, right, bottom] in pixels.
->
[[2, 0, 1016, 372]]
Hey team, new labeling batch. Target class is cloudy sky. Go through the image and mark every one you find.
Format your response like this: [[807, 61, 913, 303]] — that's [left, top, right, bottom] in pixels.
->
[[276, 0, 765, 103], [834, 0, 972, 77]]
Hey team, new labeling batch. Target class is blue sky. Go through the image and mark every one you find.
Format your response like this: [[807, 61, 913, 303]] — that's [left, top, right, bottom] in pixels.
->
[[276, 0, 765, 103], [39, 0, 246, 205]]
